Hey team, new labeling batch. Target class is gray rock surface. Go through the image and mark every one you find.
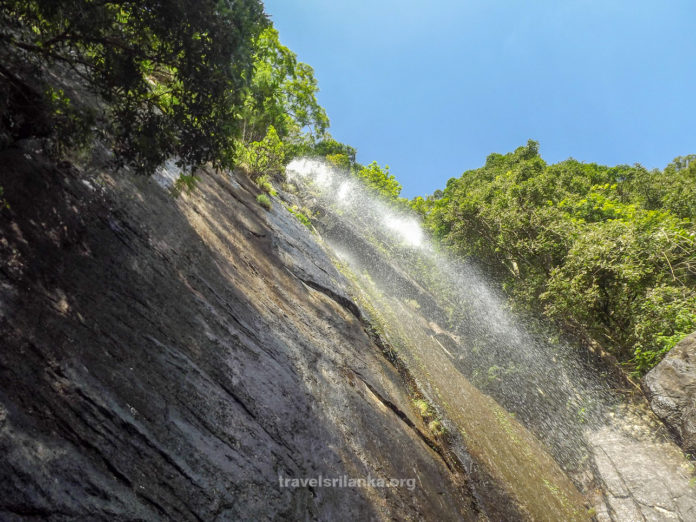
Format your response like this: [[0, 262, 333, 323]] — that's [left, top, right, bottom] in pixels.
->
[[0, 147, 480, 520], [644, 332, 696, 453], [588, 417, 696, 521]]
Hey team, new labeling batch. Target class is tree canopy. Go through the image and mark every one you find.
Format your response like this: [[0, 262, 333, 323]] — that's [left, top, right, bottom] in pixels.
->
[[1, 0, 267, 173], [356, 161, 402, 201], [240, 26, 328, 144], [419, 141, 696, 374]]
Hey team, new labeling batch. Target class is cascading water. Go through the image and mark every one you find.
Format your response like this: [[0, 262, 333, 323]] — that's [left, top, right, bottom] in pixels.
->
[[284, 158, 696, 520]]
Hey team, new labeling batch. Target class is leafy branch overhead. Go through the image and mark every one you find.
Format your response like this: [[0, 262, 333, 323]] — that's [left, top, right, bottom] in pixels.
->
[[1, 0, 267, 173]]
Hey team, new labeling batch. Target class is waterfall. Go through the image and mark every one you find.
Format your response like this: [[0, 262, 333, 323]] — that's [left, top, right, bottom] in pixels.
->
[[285, 158, 696, 520]]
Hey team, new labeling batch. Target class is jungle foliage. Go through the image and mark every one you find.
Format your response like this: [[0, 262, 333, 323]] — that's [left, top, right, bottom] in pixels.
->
[[1, 1, 337, 182], [418, 141, 696, 374], [239, 26, 328, 144], [233, 26, 331, 179], [1, 0, 267, 173]]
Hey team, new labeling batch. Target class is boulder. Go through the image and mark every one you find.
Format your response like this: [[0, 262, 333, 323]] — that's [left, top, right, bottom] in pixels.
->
[[643, 332, 696, 453]]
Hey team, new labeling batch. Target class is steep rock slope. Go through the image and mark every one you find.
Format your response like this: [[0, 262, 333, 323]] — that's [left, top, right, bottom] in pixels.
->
[[0, 144, 479, 520]]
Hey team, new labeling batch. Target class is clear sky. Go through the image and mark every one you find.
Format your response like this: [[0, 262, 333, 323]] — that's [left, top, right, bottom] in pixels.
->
[[263, 0, 696, 198]]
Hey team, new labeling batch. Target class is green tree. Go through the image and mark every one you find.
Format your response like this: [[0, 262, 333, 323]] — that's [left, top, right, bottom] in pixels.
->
[[238, 125, 285, 179], [240, 26, 328, 144], [541, 213, 696, 367], [422, 140, 696, 374], [357, 161, 402, 201], [628, 156, 696, 220], [310, 138, 357, 163], [1, 0, 266, 173], [291, 137, 357, 170]]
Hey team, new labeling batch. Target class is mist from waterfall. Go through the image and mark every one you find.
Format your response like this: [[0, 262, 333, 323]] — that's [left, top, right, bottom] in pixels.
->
[[285, 157, 696, 517], [288, 158, 605, 455]]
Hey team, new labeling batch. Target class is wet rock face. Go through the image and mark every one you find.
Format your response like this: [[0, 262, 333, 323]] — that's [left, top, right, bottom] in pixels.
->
[[0, 146, 479, 520], [643, 332, 696, 453]]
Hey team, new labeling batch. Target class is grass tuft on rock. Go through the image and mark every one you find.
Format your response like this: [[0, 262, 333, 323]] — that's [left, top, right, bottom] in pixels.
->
[[256, 193, 272, 210]]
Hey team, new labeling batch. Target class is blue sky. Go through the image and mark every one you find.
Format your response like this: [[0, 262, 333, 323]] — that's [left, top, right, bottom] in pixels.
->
[[263, 1, 696, 198]]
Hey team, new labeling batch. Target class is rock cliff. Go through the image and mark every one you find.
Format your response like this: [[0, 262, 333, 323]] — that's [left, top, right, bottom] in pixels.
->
[[2, 143, 695, 521], [0, 144, 481, 520]]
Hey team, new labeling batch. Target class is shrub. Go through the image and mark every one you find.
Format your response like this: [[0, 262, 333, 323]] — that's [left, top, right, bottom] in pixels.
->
[[262, 181, 277, 196], [256, 193, 272, 210], [287, 205, 312, 229], [428, 420, 447, 436], [326, 153, 351, 170], [239, 125, 285, 179], [413, 398, 434, 418], [357, 161, 402, 201]]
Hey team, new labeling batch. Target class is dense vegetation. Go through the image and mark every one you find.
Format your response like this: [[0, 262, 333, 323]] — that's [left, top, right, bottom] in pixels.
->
[[414, 141, 696, 374], [0, 0, 403, 192], [1, 0, 268, 173], [0, 1, 341, 193]]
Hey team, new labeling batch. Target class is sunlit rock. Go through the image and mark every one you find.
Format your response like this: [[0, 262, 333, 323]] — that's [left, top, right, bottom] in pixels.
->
[[644, 332, 696, 453]]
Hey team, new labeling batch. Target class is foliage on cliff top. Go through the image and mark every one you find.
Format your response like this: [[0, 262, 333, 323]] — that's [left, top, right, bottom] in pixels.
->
[[302, 137, 410, 208], [233, 26, 330, 180], [240, 26, 328, 144], [419, 141, 696, 374]]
